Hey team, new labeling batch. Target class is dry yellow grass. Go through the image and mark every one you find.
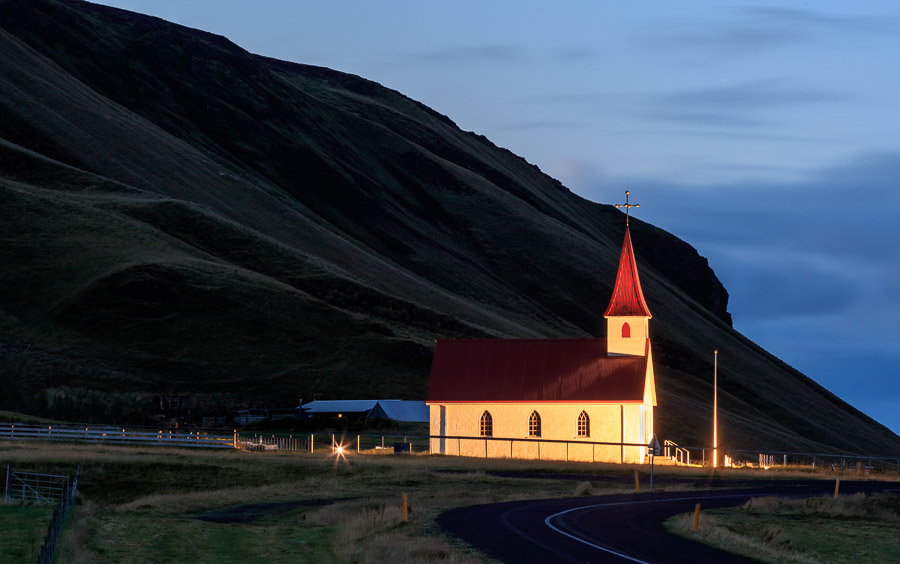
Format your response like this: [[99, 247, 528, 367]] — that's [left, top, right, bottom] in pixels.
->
[[666, 493, 900, 564], [5, 440, 895, 563]]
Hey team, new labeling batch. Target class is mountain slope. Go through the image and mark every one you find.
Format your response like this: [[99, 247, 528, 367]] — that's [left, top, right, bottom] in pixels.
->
[[0, 0, 897, 454]]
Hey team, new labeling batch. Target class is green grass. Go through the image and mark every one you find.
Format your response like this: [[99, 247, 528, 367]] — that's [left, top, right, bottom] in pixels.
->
[[9, 440, 890, 563], [665, 493, 900, 564], [0, 410, 65, 424], [89, 509, 335, 563], [0, 504, 54, 562]]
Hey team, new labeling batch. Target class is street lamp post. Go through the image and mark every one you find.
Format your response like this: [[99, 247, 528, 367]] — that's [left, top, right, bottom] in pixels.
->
[[713, 349, 718, 469]]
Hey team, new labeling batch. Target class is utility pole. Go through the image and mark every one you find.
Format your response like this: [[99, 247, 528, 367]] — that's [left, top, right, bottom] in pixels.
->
[[713, 349, 718, 469]]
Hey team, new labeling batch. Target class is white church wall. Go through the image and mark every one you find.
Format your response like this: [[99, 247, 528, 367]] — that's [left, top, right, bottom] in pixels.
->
[[429, 402, 651, 463], [607, 318, 648, 356]]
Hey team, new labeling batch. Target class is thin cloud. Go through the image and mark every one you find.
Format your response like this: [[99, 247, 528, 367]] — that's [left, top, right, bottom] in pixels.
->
[[495, 120, 590, 131], [644, 6, 900, 55], [411, 45, 527, 65], [648, 79, 853, 128], [660, 80, 853, 110]]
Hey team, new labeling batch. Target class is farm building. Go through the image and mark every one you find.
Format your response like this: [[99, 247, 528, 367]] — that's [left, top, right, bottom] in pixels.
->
[[301, 400, 428, 423]]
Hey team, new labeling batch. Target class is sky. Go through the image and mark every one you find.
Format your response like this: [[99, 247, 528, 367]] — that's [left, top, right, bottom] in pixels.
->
[[93, 1, 900, 438]]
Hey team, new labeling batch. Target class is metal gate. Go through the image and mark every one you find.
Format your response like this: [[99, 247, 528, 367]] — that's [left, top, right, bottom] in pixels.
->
[[4, 466, 71, 504]]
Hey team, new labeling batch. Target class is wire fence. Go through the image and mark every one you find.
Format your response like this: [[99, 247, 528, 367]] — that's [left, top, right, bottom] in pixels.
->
[[3, 422, 898, 474], [3, 465, 80, 564], [36, 467, 79, 564], [676, 445, 900, 475]]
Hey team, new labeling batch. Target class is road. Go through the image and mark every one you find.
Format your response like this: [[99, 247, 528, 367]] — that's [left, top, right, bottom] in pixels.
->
[[437, 479, 900, 563]]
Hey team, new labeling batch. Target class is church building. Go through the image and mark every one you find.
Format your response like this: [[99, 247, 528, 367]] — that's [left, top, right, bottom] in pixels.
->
[[426, 203, 656, 463]]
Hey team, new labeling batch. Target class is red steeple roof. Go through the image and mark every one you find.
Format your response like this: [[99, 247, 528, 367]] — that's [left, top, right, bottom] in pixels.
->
[[604, 228, 652, 318]]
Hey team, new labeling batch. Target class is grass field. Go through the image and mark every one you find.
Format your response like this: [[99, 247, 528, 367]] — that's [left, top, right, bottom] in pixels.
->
[[2, 440, 897, 563], [665, 492, 900, 563], [0, 504, 54, 562]]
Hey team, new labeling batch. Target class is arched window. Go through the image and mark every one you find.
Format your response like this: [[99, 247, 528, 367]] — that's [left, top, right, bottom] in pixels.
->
[[577, 411, 590, 438], [480, 411, 493, 437], [621, 322, 631, 338], [528, 411, 542, 438]]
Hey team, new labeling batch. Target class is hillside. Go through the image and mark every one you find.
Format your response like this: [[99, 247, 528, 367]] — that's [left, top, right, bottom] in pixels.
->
[[1, 0, 897, 454]]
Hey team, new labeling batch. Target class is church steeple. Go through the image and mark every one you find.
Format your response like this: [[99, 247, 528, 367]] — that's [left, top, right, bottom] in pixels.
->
[[604, 228, 652, 319], [605, 192, 651, 356]]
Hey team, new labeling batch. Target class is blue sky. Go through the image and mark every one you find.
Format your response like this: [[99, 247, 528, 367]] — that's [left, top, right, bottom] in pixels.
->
[[94, 1, 900, 438]]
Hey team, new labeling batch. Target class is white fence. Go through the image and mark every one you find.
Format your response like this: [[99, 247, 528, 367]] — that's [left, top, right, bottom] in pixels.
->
[[0, 423, 234, 449]]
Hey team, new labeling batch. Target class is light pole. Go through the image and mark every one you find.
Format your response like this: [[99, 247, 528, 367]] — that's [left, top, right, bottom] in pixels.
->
[[713, 349, 718, 469]]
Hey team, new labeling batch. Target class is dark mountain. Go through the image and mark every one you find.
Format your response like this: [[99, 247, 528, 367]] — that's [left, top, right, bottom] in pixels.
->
[[1, 0, 897, 454]]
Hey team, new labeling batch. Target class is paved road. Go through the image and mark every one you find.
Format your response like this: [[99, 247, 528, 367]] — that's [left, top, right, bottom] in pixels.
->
[[438, 479, 900, 563]]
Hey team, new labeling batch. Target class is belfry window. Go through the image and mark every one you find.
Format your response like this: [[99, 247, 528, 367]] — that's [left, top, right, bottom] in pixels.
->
[[528, 411, 542, 437], [577, 411, 590, 437], [480, 411, 493, 437], [621, 322, 631, 338]]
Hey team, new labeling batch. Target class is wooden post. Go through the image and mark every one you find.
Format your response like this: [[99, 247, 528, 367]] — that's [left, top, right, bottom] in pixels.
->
[[633, 470, 640, 493], [402, 493, 408, 522], [693, 503, 701, 531], [357, 434, 360, 454], [834, 478, 840, 499]]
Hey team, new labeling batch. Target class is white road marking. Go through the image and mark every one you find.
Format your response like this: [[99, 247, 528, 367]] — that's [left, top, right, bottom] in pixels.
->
[[543, 493, 764, 563]]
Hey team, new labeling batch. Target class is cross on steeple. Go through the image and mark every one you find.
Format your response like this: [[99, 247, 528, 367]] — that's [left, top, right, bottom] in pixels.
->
[[615, 191, 640, 227]]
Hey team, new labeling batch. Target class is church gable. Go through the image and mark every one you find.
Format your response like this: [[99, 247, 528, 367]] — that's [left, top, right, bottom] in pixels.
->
[[426, 338, 648, 404]]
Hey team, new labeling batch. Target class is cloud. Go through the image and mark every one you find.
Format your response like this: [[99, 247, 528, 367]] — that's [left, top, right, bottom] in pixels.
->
[[409, 45, 527, 65], [495, 120, 590, 131], [643, 6, 900, 55], [572, 150, 900, 323], [659, 80, 853, 111], [648, 79, 853, 128]]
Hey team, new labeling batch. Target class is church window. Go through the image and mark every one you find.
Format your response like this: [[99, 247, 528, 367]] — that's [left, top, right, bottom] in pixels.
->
[[622, 322, 631, 338], [577, 411, 590, 437], [528, 411, 541, 437], [480, 411, 493, 437]]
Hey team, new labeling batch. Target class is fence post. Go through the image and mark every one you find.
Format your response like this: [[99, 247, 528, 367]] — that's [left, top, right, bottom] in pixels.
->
[[357, 435, 360, 454]]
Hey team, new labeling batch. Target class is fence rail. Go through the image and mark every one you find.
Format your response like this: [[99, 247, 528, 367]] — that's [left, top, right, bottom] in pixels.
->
[[677, 445, 900, 475], [0, 423, 234, 449], [3, 423, 898, 473]]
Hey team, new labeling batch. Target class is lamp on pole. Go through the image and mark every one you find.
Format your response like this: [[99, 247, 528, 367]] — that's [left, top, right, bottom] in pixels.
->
[[713, 349, 718, 469]]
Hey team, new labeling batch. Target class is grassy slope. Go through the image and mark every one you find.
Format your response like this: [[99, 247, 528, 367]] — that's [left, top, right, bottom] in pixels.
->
[[0, 0, 897, 454], [666, 493, 900, 564]]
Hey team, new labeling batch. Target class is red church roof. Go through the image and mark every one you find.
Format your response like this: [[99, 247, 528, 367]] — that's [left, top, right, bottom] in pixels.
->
[[426, 338, 648, 403], [604, 228, 652, 318]]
